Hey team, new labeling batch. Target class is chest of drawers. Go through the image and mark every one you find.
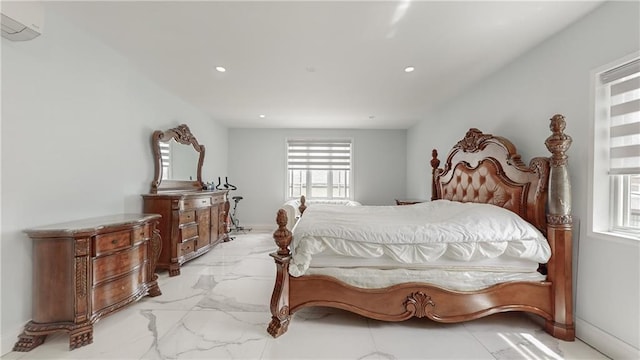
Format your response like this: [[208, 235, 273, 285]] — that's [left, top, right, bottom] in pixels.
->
[[14, 214, 162, 352], [142, 190, 229, 276]]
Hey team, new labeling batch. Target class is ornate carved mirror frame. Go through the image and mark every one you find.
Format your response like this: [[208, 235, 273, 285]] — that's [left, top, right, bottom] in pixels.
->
[[150, 124, 205, 193]]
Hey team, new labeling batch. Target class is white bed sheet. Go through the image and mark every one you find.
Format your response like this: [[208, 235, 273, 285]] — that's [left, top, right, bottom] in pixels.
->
[[309, 251, 541, 273], [290, 200, 551, 277]]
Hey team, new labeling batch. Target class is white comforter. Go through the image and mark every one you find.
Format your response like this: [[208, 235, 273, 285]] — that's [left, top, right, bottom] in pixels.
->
[[290, 200, 551, 277]]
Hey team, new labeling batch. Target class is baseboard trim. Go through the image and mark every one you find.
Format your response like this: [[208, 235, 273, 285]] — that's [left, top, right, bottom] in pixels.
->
[[250, 224, 276, 231], [2, 332, 17, 356], [576, 317, 639, 359], [230, 224, 274, 233]]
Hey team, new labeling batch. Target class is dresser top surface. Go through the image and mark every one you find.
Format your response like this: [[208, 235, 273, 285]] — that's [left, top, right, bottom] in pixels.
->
[[24, 213, 161, 237], [142, 190, 227, 199]]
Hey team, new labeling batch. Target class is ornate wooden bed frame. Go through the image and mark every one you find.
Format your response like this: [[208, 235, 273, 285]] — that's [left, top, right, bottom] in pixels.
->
[[268, 114, 574, 341]]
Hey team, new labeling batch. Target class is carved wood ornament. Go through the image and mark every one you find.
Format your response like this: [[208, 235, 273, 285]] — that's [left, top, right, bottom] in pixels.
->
[[404, 292, 436, 318], [456, 128, 493, 152], [299, 195, 307, 215]]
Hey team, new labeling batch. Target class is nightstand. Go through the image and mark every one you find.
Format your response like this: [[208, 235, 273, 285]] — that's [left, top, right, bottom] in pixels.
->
[[395, 199, 428, 205]]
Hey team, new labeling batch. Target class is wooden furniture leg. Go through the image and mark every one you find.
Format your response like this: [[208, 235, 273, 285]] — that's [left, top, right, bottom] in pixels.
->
[[69, 325, 93, 350], [14, 322, 93, 352], [268, 209, 292, 337], [13, 332, 46, 352]]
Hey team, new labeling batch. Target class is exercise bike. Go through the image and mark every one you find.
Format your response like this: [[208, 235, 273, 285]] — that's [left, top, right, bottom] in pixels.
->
[[215, 177, 251, 235]]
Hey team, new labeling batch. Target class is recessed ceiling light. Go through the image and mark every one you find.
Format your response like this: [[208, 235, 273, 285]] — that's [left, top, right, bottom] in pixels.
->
[[259, 114, 266, 118], [215, 66, 226, 73], [404, 66, 415, 73]]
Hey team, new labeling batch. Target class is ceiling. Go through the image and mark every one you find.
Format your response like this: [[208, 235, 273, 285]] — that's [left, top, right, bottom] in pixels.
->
[[45, 1, 603, 129]]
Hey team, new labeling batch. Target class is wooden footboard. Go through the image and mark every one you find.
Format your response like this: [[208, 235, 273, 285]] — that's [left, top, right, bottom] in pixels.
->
[[288, 276, 553, 322], [269, 115, 575, 341], [268, 208, 573, 340]]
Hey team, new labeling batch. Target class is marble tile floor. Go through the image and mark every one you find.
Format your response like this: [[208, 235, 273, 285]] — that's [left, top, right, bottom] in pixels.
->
[[3, 231, 607, 360]]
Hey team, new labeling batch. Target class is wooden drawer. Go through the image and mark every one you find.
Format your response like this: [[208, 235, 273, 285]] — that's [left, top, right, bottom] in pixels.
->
[[92, 266, 145, 313], [179, 210, 196, 224], [92, 244, 146, 285], [183, 197, 211, 210], [179, 238, 196, 257], [211, 194, 226, 205], [180, 224, 198, 241], [94, 230, 131, 256], [131, 225, 149, 244]]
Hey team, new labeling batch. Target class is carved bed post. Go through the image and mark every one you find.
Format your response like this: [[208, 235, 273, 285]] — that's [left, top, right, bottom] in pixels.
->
[[299, 195, 307, 215], [222, 198, 231, 241], [268, 209, 292, 337], [544, 114, 575, 341], [430, 149, 441, 201]]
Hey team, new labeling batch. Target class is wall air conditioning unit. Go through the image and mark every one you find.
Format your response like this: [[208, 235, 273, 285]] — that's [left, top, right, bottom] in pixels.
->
[[1, 2, 44, 41]]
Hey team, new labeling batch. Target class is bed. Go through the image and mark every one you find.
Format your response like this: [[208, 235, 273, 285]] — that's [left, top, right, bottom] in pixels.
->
[[268, 114, 574, 341]]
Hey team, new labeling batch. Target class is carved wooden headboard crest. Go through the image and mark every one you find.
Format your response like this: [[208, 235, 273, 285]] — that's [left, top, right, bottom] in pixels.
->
[[456, 128, 493, 152]]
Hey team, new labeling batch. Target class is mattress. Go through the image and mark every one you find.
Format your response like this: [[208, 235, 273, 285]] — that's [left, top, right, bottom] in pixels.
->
[[304, 267, 546, 291]]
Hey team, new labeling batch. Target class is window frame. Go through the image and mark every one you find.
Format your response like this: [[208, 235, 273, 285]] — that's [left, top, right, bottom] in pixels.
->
[[589, 51, 640, 241], [284, 137, 355, 201]]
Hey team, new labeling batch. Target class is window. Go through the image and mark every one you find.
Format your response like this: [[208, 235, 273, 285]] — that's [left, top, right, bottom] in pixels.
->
[[286, 139, 352, 199], [593, 56, 640, 236]]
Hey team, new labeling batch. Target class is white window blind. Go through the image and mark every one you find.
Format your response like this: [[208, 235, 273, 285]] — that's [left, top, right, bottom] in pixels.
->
[[287, 140, 352, 170], [602, 58, 640, 175], [286, 139, 352, 199], [160, 141, 171, 180]]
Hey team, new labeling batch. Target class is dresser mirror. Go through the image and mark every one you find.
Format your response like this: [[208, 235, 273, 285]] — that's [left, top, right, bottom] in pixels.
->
[[150, 124, 204, 193]]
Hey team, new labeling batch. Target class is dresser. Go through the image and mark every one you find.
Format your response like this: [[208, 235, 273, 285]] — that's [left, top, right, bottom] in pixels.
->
[[14, 214, 162, 352], [142, 190, 229, 276]]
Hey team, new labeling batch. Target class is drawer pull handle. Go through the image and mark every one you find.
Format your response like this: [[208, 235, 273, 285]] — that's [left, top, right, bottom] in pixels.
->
[[111, 240, 118, 245]]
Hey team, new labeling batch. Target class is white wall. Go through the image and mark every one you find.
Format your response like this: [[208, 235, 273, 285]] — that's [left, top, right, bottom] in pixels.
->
[[407, 2, 639, 358], [0, 11, 228, 354], [228, 128, 406, 228]]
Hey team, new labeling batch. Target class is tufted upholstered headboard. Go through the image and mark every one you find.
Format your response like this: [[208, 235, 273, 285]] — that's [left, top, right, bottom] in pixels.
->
[[431, 129, 550, 233]]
